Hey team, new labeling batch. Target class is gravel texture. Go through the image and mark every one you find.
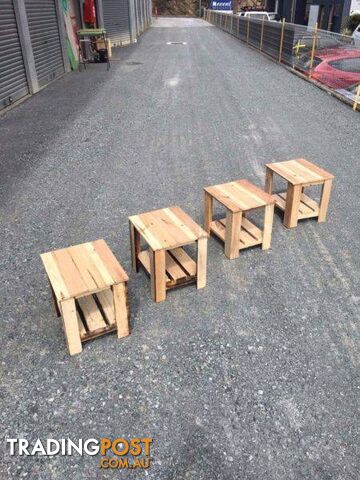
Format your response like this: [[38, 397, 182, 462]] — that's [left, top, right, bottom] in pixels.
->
[[0, 17, 359, 480]]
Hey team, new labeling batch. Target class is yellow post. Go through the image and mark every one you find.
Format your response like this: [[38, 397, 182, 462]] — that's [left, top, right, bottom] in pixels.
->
[[247, 15, 250, 44], [309, 22, 318, 78], [353, 84, 360, 111], [278, 18, 285, 62], [260, 16, 265, 51]]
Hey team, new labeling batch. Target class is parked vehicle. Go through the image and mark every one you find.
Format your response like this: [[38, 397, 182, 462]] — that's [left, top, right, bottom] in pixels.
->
[[353, 24, 360, 46], [296, 48, 360, 88], [237, 11, 272, 21]]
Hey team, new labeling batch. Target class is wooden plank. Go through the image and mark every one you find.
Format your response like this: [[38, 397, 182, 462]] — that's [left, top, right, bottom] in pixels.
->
[[77, 295, 107, 332], [76, 310, 87, 338], [138, 250, 171, 282], [262, 204, 274, 250], [40, 252, 70, 301], [318, 179, 333, 223], [239, 228, 258, 247], [204, 185, 241, 212], [113, 283, 130, 338], [60, 299, 82, 355], [266, 161, 308, 185], [215, 184, 250, 210], [277, 192, 319, 218], [52, 248, 88, 298], [241, 217, 263, 241], [96, 289, 115, 325], [170, 248, 197, 277], [284, 184, 302, 228], [225, 210, 242, 259], [67, 245, 101, 291], [204, 191, 213, 234], [128, 215, 163, 251], [264, 167, 273, 194], [138, 250, 151, 274], [197, 237, 207, 289], [238, 179, 274, 205], [300, 192, 320, 212], [165, 252, 187, 281], [129, 222, 141, 272], [273, 193, 287, 211], [210, 220, 226, 241], [84, 243, 114, 286], [150, 249, 166, 302], [169, 206, 208, 240], [92, 239, 128, 283], [150, 210, 193, 247], [297, 158, 334, 181]]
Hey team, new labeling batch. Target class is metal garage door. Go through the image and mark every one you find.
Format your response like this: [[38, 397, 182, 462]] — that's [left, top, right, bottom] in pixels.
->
[[103, 0, 131, 46], [25, 0, 64, 88], [0, 1, 29, 110]]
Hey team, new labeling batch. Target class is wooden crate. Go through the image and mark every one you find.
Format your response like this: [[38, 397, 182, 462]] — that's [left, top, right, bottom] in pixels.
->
[[137, 247, 197, 289]]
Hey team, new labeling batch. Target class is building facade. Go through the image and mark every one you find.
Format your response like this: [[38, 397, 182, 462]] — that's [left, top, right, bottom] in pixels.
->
[[267, 0, 352, 32]]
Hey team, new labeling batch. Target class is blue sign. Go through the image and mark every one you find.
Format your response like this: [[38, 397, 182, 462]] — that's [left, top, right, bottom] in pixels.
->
[[209, 1, 233, 10]]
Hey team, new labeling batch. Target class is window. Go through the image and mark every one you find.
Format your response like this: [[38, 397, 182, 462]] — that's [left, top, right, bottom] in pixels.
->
[[329, 58, 360, 73]]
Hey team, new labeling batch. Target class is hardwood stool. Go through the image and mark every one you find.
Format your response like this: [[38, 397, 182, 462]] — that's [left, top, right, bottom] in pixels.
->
[[265, 159, 334, 228], [40, 239, 129, 355], [204, 179, 275, 260], [129, 206, 208, 302]]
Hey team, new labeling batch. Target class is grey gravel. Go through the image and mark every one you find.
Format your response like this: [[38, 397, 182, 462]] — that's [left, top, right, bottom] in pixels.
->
[[0, 17, 359, 480]]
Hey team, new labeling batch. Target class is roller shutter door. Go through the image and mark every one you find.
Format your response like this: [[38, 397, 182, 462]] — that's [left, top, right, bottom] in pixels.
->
[[0, 1, 29, 110], [103, 0, 131, 46], [25, 0, 64, 88]]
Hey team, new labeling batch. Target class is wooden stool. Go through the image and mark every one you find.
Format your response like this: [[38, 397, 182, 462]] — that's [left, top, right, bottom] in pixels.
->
[[204, 179, 275, 260], [41, 239, 129, 356], [129, 206, 208, 302], [265, 159, 334, 228]]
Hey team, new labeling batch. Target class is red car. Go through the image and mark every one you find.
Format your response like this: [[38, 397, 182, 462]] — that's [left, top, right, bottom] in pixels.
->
[[297, 48, 360, 89]]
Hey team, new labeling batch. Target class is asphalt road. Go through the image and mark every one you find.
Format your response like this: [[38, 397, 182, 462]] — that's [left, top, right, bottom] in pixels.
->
[[1, 17, 359, 480]]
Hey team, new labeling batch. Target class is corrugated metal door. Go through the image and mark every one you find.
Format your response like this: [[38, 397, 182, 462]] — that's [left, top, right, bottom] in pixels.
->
[[103, 0, 131, 46], [0, 0, 29, 110], [24, 0, 64, 88]]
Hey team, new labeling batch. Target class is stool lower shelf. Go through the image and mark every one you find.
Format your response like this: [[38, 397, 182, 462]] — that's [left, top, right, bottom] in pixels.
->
[[138, 248, 197, 289], [273, 192, 320, 219], [75, 289, 117, 342], [210, 217, 263, 249]]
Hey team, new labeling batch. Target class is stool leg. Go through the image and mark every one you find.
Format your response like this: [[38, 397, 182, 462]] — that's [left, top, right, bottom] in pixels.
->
[[318, 179, 332, 223], [264, 168, 273, 194], [197, 237, 208, 289], [225, 210, 242, 259], [284, 183, 301, 228], [204, 192, 213, 234], [113, 283, 130, 338], [262, 204, 274, 250], [150, 249, 166, 302], [60, 299, 82, 356], [129, 222, 140, 272]]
